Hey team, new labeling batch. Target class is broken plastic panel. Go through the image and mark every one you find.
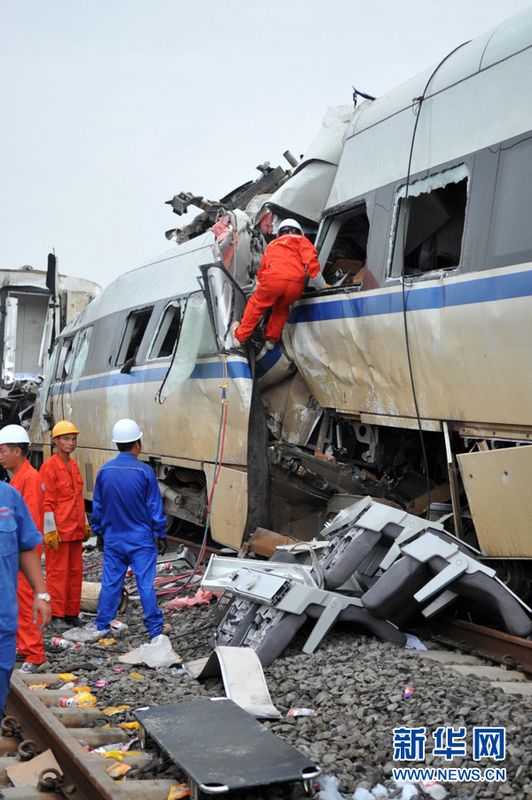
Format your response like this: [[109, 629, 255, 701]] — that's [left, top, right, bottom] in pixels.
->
[[200, 263, 247, 352], [157, 294, 214, 402], [70, 326, 92, 393]]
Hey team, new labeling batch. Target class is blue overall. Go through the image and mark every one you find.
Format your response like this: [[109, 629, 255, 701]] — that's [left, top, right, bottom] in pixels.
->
[[92, 453, 166, 638], [0, 483, 41, 712]]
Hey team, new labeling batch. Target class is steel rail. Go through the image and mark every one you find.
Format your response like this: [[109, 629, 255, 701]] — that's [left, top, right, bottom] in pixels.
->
[[6, 672, 123, 800], [430, 618, 532, 675]]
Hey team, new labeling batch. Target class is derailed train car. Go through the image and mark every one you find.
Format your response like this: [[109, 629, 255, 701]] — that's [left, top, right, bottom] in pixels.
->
[[30, 9, 532, 592]]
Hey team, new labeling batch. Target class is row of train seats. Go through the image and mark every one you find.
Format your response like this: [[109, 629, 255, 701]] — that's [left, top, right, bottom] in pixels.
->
[[211, 497, 532, 666]]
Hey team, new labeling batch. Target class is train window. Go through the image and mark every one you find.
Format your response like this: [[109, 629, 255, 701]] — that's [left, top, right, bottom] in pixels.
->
[[71, 327, 92, 391], [389, 165, 468, 278], [149, 303, 182, 359], [116, 307, 153, 365], [488, 136, 532, 266], [320, 205, 369, 287], [55, 338, 74, 380]]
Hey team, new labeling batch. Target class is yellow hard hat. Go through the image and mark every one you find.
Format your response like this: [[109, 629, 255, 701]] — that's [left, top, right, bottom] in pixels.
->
[[51, 420, 80, 438]]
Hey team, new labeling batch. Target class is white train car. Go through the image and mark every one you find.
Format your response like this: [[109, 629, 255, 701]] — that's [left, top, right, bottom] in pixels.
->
[[0, 264, 100, 427], [259, 8, 532, 580], [30, 9, 532, 590]]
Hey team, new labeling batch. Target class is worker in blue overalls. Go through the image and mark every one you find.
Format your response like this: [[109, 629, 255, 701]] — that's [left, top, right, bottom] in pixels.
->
[[72, 419, 167, 643], [0, 481, 51, 713]]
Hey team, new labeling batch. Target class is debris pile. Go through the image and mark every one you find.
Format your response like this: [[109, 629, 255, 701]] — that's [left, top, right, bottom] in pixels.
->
[[204, 498, 532, 666]]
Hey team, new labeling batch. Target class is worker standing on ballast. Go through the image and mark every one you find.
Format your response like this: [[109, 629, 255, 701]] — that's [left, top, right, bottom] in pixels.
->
[[40, 420, 89, 629], [71, 419, 167, 644], [231, 218, 325, 349], [0, 478, 51, 712], [0, 425, 46, 673]]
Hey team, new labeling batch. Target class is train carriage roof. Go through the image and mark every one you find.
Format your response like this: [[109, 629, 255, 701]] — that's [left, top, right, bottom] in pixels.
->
[[326, 7, 532, 210]]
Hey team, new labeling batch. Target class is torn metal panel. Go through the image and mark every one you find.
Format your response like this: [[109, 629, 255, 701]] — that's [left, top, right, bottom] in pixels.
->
[[457, 444, 532, 557], [265, 105, 352, 223], [261, 372, 321, 447], [2, 295, 17, 385]]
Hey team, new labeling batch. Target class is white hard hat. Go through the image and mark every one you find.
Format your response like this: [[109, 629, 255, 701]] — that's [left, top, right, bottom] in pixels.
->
[[0, 424, 30, 445], [278, 218, 303, 234], [112, 418, 143, 443]]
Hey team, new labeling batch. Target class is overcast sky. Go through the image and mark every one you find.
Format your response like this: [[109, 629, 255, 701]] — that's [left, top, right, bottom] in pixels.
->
[[2, 0, 531, 288]]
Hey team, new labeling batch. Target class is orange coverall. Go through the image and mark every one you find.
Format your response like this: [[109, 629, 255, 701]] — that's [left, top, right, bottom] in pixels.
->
[[40, 454, 85, 618], [235, 234, 321, 343], [11, 460, 45, 665]]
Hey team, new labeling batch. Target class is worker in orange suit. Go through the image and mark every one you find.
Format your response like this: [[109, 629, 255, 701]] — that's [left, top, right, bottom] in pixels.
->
[[231, 218, 325, 349], [40, 420, 89, 630], [0, 424, 48, 673]]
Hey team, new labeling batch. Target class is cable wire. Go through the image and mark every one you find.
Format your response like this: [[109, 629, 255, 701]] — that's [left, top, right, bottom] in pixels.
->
[[399, 40, 469, 519]]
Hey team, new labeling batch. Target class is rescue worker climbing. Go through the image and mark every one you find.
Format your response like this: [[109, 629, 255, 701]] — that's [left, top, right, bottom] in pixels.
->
[[231, 219, 325, 349], [0, 425, 46, 673], [0, 477, 51, 712], [40, 420, 89, 629], [72, 419, 167, 644]]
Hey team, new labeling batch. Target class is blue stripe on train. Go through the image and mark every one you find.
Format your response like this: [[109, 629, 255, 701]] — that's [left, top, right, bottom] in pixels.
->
[[49, 359, 252, 395], [288, 268, 532, 324]]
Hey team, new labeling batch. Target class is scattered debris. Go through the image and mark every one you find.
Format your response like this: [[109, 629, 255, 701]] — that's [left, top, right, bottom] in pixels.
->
[[287, 708, 317, 717], [106, 761, 131, 779], [102, 705, 130, 716], [119, 633, 181, 669], [167, 784, 190, 799], [185, 646, 281, 718], [165, 589, 215, 611], [205, 497, 532, 666], [6, 750, 62, 787], [318, 775, 344, 800]]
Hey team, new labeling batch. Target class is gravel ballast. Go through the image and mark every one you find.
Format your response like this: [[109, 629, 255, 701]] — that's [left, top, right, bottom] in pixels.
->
[[33, 556, 532, 800]]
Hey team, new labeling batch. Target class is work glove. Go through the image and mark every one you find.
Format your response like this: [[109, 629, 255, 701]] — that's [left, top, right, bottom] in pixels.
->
[[44, 530, 61, 551], [157, 537, 167, 556], [84, 524, 92, 542], [97, 536, 104, 552]]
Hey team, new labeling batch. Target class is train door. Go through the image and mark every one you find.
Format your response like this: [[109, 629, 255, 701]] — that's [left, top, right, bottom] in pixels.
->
[[199, 262, 270, 548]]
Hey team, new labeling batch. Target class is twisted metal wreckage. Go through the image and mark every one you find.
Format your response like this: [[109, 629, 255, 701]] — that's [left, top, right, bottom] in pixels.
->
[[202, 498, 532, 667]]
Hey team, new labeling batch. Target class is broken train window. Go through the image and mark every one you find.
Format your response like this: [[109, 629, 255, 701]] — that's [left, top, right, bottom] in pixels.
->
[[55, 337, 75, 381], [388, 165, 468, 278], [149, 302, 182, 359], [116, 307, 153, 365], [319, 204, 369, 287]]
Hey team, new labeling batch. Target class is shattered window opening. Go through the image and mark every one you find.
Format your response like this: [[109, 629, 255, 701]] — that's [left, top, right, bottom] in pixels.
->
[[149, 303, 182, 359], [116, 307, 153, 365], [320, 205, 369, 287], [389, 166, 469, 278], [70, 327, 92, 392], [55, 338, 74, 381]]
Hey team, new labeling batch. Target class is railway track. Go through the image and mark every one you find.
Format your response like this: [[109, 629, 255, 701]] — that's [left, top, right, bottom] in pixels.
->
[[0, 619, 530, 799], [2, 672, 178, 800], [430, 618, 532, 677]]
